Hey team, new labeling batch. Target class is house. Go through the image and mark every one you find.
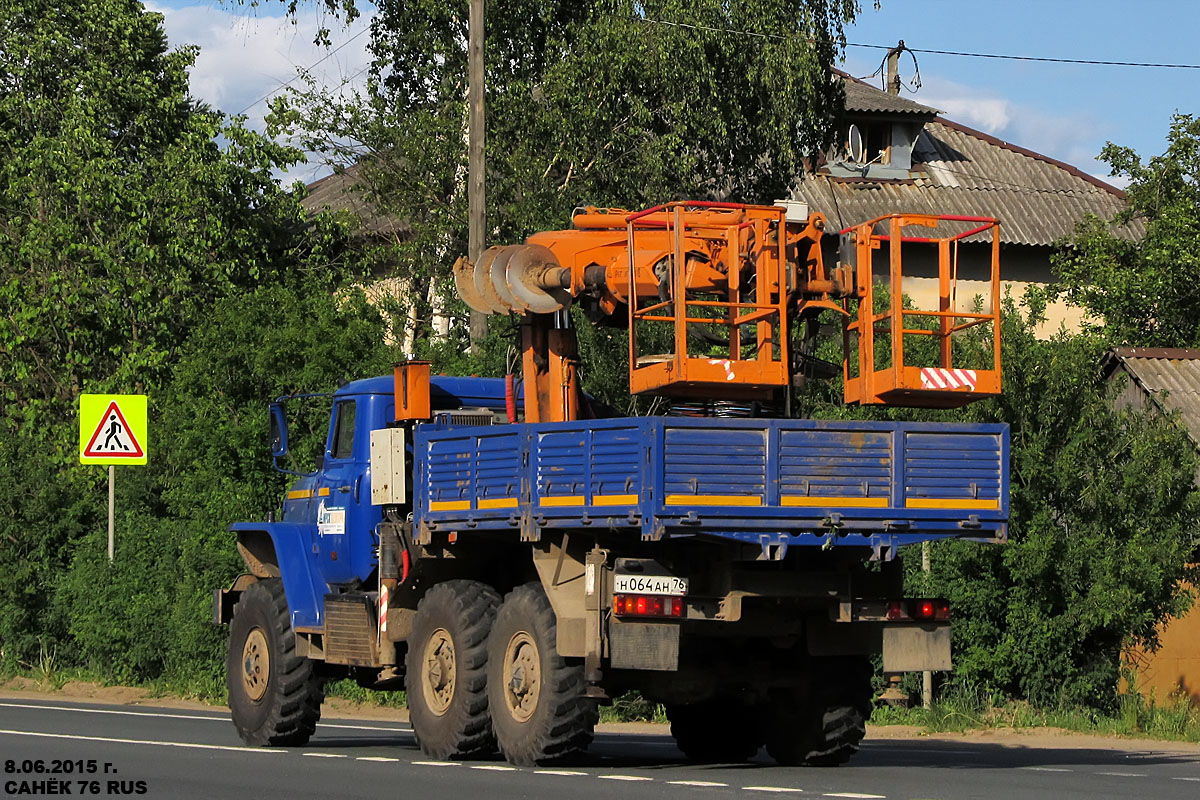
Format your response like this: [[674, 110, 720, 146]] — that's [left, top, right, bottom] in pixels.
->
[[790, 73, 1139, 334], [1102, 347, 1200, 706]]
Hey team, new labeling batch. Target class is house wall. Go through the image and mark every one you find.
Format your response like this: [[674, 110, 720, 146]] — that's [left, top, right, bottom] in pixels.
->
[[1127, 583, 1200, 706], [819, 237, 1090, 337]]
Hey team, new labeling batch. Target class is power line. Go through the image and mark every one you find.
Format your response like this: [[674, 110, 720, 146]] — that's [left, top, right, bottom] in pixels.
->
[[848, 41, 1200, 70], [621, 14, 1200, 70], [234, 26, 370, 116]]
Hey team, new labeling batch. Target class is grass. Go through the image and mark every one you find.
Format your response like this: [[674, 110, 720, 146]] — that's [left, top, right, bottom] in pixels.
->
[[871, 685, 1200, 743]]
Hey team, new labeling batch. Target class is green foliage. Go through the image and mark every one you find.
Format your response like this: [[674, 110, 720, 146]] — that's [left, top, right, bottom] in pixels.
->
[[267, 0, 859, 359], [0, 0, 384, 687], [1052, 114, 1200, 346], [903, 302, 1200, 710]]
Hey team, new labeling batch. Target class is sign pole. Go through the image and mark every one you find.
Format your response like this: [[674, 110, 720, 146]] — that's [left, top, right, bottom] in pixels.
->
[[79, 393, 148, 563], [108, 465, 115, 562]]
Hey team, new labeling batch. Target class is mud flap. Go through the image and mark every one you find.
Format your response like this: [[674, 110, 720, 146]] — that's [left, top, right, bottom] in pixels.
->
[[882, 624, 951, 672]]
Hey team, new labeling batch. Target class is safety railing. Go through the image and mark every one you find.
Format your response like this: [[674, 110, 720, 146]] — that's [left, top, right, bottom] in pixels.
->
[[842, 214, 1002, 408]]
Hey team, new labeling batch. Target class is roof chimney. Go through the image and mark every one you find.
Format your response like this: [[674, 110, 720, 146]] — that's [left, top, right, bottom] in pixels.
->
[[885, 40, 905, 95]]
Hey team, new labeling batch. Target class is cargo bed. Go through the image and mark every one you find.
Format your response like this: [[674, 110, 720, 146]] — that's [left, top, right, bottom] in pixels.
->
[[413, 417, 1008, 554]]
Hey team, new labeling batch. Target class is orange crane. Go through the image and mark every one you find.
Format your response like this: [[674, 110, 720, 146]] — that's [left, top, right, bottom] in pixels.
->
[[455, 202, 1002, 422]]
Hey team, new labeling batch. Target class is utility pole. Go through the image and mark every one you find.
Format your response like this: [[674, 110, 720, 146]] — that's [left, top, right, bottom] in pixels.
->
[[467, 0, 488, 353], [886, 40, 905, 96], [922, 539, 932, 708]]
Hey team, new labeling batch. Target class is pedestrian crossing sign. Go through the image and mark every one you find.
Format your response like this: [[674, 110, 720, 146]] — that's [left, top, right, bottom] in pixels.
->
[[79, 394, 148, 465]]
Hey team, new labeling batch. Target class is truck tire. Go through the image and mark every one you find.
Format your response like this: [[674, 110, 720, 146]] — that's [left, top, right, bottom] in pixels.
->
[[666, 698, 762, 762], [486, 583, 597, 766], [765, 659, 872, 766], [226, 579, 323, 746], [406, 580, 501, 760]]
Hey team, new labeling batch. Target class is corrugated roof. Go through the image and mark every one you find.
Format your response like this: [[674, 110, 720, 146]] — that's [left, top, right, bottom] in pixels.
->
[[842, 75, 938, 117], [792, 78, 1141, 247], [1104, 348, 1200, 448], [301, 164, 407, 237]]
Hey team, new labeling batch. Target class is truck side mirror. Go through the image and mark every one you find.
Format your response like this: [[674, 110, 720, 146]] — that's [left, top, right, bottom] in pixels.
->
[[269, 403, 288, 458]]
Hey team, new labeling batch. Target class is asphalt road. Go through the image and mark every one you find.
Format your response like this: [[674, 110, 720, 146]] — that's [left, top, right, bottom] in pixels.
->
[[1, 698, 1198, 800]]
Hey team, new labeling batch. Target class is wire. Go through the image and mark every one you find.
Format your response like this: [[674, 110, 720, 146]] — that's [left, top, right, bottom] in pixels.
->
[[849, 42, 1200, 70], [234, 26, 370, 115], [617, 14, 1200, 70]]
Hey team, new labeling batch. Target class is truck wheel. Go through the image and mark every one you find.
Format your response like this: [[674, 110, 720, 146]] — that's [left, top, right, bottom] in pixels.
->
[[226, 579, 323, 746], [487, 583, 597, 766], [666, 698, 762, 762], [406, 580, 501, 760], [765, 660, 872, 766]]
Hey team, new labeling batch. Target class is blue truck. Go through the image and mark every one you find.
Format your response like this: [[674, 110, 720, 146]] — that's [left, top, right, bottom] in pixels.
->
[[215, 205, 1010, 766]]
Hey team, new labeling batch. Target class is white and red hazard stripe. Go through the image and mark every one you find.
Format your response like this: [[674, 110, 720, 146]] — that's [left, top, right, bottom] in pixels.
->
[[920, 368, 978, 390]]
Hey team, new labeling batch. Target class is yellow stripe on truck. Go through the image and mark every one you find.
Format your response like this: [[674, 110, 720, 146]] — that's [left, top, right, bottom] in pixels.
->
[[781, 496, 888, 508], [905, 498, 1000, 510], [539, 496, 585, 507], [665, 495, 762, 507], [286, 489, 312, 500], [593, 494, 638, 506], [430, 500, 470, 511], [478, 497, 518, 509]]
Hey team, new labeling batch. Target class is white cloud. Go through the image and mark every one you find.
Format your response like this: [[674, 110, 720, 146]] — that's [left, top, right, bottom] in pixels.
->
[[917, 77, 1115, 185], [147, 2, 373, 185]]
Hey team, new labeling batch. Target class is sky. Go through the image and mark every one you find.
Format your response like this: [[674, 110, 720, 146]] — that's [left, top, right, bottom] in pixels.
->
[[149, 0, 1200, 189]]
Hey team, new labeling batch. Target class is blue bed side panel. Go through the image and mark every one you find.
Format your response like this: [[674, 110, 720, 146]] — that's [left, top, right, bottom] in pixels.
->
[[228, 521, 324, 629], [413, 418, 1010, 548]]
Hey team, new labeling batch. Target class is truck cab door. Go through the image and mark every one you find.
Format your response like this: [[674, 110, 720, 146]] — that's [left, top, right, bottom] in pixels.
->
[[312, 397, 369, 585]]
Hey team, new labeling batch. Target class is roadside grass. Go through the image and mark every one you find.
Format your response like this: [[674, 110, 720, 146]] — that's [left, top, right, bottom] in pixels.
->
[[871, 685, 1200, 743]]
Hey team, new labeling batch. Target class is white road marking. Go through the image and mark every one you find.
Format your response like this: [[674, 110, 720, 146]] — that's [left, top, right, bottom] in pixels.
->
[[1021, 767, 1072, 772], [303, 752, 348, 758], [0, 728, 285, 753], [0, 701, 411, 733], [1096, 772, 1147, 777], [743, 787, 805, 793], [356, 756, 400, 762], [412, 761, 461, 767], [472, 765, 518, 772], [535, 770, 588, 776], [1172, 777, 1200, 781], [669, 780, 728, 787], [824, 794, 886, 799], [0, 701, 224, 722], [599, 775, 654, 781], [320, 722, 413, 732]]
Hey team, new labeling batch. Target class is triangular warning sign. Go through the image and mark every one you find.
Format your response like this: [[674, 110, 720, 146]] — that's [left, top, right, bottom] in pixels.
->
[[83, 401, 145, 459]]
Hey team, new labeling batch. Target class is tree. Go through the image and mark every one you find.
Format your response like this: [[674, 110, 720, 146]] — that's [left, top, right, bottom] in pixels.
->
[[0, 0, 343, 438], [267, 0, 859, 369], [0, 0, 354, 670], [1052, 113, 1200, 347]]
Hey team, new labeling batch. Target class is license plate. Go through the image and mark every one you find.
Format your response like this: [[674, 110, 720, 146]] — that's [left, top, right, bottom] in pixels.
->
[[613, 574, 688, 596]]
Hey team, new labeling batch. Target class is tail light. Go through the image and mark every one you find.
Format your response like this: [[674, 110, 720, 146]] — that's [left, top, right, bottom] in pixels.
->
[[613, 594, 684, 618], [886, 598, 950, 622]]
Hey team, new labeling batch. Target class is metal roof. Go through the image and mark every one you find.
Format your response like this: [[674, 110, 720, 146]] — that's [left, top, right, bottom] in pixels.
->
[[1102, 348, 1200, 448], [792, 79, 1140, 247], [301, 165, 407, 237]]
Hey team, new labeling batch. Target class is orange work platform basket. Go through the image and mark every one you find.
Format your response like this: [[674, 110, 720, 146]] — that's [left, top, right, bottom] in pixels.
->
[[841, 214, 1002, 409]]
